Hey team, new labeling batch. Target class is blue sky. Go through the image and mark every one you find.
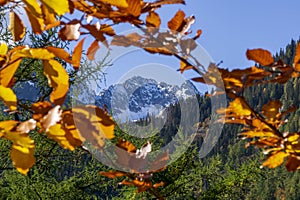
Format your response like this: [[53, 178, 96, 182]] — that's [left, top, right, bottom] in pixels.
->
[[97, 0, 300, 91], [182, 0, 300, 69]]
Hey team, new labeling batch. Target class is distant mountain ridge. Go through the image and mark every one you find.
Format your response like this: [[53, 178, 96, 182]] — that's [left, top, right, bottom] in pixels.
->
[[95, 76, 199, 121]]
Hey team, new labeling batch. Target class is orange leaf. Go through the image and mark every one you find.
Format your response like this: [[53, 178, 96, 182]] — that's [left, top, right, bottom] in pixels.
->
[[99, 0, 128, 8], [126, 0, 142, 17], [72, 105, 115, 148], [116, 139, 136, 153], [100, 24, 115, 36], [168, 10, 185, 31], [9, 11, 26, 41], [179, 60, 194, 73], [46, 46, 73, 64], [0, 0, 8, 6], [47, 124, 78, 150], [72, 38, 85, 69], [144, 47, 172, 55], [246, 48, 274, 66], [146, 11, 161, 28], [43, 60, 69, 104], [294, 43, 300, 71], [99, 171, 127, 178], [41, 4, 57, 25], [262, 151, 288, 168], [153, 181, 164, 188], [262, 100, 282, 120], [285, 155, 300, 172], [240, 131, 277, 138], [87, 40, 100, 61], [24, 7, 44, 34]]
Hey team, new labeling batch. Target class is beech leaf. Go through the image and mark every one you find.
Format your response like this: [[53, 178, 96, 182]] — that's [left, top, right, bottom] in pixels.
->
[[9, 12, 26, 41], [43, 60, 69, 104], [40, 0, 70, 15], [262, 151, 288, 168], [87, 40, 100, 61], [0, 85, 17, 110], [246, 48, 274, 66]]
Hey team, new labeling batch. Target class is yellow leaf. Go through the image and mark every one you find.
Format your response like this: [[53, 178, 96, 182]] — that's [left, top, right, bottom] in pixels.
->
[[99, 0, 128, 8], [262, 151, 288, 168], [43, 60, 69, 105], [229, 97, 252, 116], [0, 42, 8, 55], [72, 38, 85, 69], [0, 85, 17, 110], [246, 48, 274, 66], [146, 11, 161, 28], [22, 0, 43, 18], [14, 47, 55, 60], [11, 143, 35, 175], [9, 11, 26, 41], [179, 60, 194, 73], [25, 6, 44, 34], [0, 120, 18, 135], [4, 131, 35, 175], [72, 105, 115, 148], [40, 0, 70, 15], [47, 124, 77, 150]]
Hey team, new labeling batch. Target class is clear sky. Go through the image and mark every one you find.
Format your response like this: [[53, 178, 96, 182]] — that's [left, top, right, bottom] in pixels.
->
[[96, 0, 300, 91], [181, 0, 300, 69]]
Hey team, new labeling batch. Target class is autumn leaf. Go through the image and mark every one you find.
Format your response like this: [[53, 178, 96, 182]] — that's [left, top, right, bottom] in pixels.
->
[[0, 42, 8, 55], [246, 48, 274, 66], [0, 0, 8, 6], [0, 85, 17, 110], [262, 151, 288, 168], [46, 46, 73, 64], [262, 100, 282, 120], [116, 139, 136, 153], [43, 60, 69, 104], [294, 43, 300, 71], [72, 105, 115, 148], [9, 11, 26, 41], [179, 60, 194, 73], [40, 0, 70, 15], [229, 97, 252, 116], [25, 6, 44, 34], [58, 20, 81, 41], [126, 0, 142, 17], [13, 47, 55, 60], [87, 40, 100, 60], [240, 131, 278, 138], [40, 105, 62, 131], [285, 155, 300, 172], [41, 4, 57, 25], [47, 124, 78, 150], [99, 171, 127, 178], [5, 131, 35, 175], [146, 11, 161, 28], [31, 101, 53, 120], [72, 38, 85, 69], [168, 10, 185, 31], [16, 119, 37, 134], [22, 0, 43, 17], [100, 0, 128, 8]]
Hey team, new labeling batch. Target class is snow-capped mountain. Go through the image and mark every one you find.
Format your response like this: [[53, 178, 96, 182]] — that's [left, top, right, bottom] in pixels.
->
[[95, 76, 199, 121]]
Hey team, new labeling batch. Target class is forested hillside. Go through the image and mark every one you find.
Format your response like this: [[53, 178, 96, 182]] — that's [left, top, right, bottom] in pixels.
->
[[1, 38, 300, 199]]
